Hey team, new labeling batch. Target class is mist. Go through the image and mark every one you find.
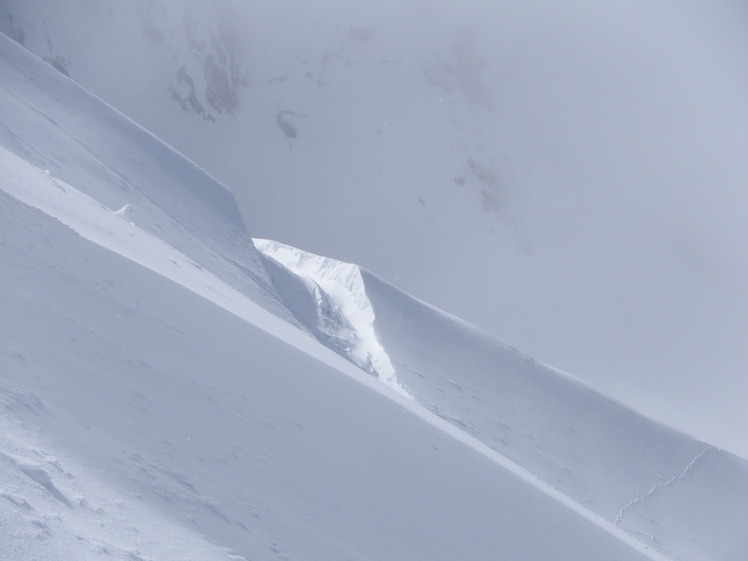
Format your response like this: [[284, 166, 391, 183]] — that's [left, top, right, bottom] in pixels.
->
[[3, 0, 748, 458]]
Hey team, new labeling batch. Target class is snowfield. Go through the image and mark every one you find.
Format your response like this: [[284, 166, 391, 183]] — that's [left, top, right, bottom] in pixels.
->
[[4, 0, 748, 461], [1, 153, 664, 561], [257, 231, 748, 561], [1, 16, 747, 561]]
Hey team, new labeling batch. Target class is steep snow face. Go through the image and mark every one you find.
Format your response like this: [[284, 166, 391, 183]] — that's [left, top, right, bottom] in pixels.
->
[[0, 144, 661, 561], [361, 270, 748, 561], [0, 33, 291, 323], [0, 147, 307, 356], [255, 239, 407, 396], [0, 21, 745, 560], [249, 238, 748, 561], [5, 0, 748, 460]]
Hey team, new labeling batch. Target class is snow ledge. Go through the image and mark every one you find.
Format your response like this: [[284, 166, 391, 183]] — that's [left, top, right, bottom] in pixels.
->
[[254, 239, 409, 397]]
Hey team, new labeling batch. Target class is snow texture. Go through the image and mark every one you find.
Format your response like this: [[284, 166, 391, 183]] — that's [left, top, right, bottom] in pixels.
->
[[1, 18, 747, 561], [255, 239, 408, 396], [0, 158, 662, 561], [7, 0, 748, 463], [253, 236, 748, 561]]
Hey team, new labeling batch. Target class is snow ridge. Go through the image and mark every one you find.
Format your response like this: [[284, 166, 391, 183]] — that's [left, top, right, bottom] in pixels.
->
[[613, 445, 716, 524], [0, 146, 687, 561], [254, 239, 408, 396]]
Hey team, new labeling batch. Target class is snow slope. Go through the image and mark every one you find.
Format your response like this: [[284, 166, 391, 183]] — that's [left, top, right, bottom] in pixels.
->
[[257, 239, 748, 561], [3, 0, 748, 460], [1, 180, 665, 561], [361, 270, 748, 561], [1, 21, 746, 561], [0, 33, 677, 561], [0, 30, 288, 324]]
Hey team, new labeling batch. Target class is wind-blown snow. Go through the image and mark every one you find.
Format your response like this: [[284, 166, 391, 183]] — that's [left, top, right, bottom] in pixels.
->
[[0, 168, 664, 561], [1, 17, 747, 561], [0, 31, 290, 325], [6, 0, 747, 461], [255, 239, 407, 396], [248, 236, 748, 561], [360, 270, 748, 561], [0, 145, 365, 379]]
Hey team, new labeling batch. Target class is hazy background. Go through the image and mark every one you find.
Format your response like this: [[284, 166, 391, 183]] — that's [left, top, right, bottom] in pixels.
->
[[2, 0, 747, 458]]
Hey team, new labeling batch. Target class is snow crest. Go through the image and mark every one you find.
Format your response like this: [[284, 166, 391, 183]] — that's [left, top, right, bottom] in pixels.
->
[[255, 239, 408, 397]]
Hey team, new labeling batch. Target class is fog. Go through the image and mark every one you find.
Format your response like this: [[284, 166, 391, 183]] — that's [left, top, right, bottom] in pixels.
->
[[3, 0, 748, 457]]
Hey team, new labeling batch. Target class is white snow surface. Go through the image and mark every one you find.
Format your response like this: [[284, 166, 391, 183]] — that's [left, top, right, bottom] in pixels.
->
[[360, 270, 748, 561], [4, 0, 748, 460], [1, 24, 747, 561], [254, 239, 407, 396], [253, 236, 748, 561], [0, 30, 289, 327], [0, 142, 664, 561]]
